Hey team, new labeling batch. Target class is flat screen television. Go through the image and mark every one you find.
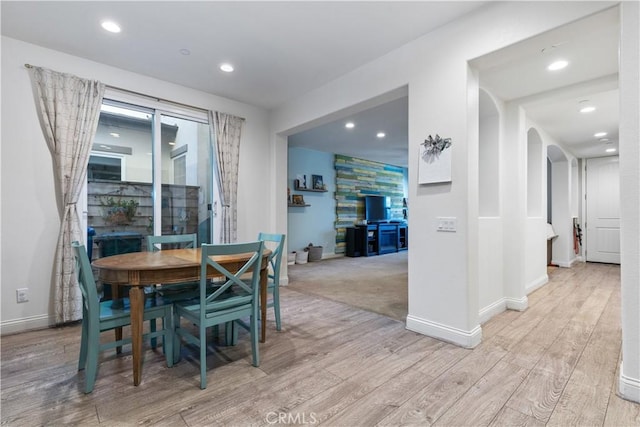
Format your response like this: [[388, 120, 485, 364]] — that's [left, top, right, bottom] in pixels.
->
[[365, 195, 390, 223]]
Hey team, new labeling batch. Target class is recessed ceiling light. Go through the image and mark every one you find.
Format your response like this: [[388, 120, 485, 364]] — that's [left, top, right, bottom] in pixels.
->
[[580, 106, 596, 113], [376, 132, 386, 138], [101, 21, 121, 33], [109, 132, 120, 138], [219, 63, 234, 73], [606, 148, 617, 153], [345, 122, 355, 129], [179, 49, 191, 56], [600, 138, 610, 143], [547, 60, 569, 71], [168, 141, 176, 146], [594, 132, 607, 138]]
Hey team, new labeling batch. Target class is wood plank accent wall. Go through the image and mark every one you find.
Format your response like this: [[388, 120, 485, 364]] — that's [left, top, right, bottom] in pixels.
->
[[334, 154, 404, 253]]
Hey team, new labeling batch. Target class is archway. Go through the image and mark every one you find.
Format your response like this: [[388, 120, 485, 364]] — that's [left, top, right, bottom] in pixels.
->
[[547, 145, 572, 267], [524, 128, 547, 293], [478, 89, 503, 322]]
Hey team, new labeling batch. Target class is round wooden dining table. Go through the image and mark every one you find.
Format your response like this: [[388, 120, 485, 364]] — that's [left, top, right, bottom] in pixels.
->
[[92, 247, 271, 386]]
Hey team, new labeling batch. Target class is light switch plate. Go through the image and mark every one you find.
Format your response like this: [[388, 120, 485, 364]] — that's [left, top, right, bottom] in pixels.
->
[[437, 217, 457, 232]]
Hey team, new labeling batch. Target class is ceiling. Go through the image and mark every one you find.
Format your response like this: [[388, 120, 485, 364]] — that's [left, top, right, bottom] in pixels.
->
[[0, 1, 486, 109], [472, 5, 620, 160], [1, 2, 619, 165], [289, 5, 620, 167]]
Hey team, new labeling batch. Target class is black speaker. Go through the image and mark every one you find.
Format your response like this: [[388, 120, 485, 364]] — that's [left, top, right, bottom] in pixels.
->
[[345, 227, 361, 257]]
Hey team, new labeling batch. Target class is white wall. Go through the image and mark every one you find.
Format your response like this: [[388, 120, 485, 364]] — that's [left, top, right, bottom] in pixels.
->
[[618, 0, 640, 403], [478, 89, 504, 322], [0, 37, 271, 334], [271, 1, 616, 347]]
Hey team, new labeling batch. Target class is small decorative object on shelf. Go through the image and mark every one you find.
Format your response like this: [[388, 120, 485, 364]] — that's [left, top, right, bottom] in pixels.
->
[[312, 174, 324, 190], [295, 174, 307, 189], [291, 194, 305, 205]]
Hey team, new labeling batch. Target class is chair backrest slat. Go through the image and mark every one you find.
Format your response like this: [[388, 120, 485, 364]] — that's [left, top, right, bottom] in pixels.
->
[[257, 233, 285, 281], [199, 242, 264, 309], [147, 234, 198, 252], [71, 241, 100, 320]]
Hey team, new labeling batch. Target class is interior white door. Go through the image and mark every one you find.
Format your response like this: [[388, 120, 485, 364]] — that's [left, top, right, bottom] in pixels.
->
[[586, 156, 620, 264]]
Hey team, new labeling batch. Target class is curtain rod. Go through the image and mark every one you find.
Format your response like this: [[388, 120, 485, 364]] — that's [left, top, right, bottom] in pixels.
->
[[24, 63, 245, 121]]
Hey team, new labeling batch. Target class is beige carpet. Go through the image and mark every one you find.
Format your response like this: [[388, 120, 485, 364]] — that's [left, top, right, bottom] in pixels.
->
[[286, 251, 408, 322]]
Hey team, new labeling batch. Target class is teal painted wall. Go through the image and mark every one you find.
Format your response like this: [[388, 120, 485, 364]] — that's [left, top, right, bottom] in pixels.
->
[[287, 147, 336, 256]]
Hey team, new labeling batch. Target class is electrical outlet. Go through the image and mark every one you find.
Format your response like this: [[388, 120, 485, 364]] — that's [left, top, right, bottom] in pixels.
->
[[16, 288, 29, 303]]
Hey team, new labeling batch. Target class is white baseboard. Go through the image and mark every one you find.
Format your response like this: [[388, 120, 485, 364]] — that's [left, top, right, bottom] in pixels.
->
[[505, 295, 528, 311], [619, 362, 640, 403], [552, 258, 579, 268], [1, 313, 52, 336], [479, 298, 506, 324], [526, 274, 548, 295], [280, 276, 289, 287], [406, 315, 482, 348]]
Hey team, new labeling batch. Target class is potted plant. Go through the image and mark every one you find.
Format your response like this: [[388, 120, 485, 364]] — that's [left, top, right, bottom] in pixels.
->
[[100, 196, 139, 226]]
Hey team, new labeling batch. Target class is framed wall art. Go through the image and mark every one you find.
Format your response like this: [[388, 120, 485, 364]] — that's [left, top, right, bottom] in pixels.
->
[[418, 134, 452, 184]]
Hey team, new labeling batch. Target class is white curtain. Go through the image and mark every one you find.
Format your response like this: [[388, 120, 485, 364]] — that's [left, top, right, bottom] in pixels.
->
[[28, 66, 105, 323], [209, 111, 244, 243]]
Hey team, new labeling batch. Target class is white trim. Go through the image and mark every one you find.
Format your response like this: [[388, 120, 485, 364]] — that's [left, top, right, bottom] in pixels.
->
[[406, 315, 482, 348], [280, 277, 289, 287], [479, 298, 507, 324], [104, 88, 209, 123], [552, 257, 579, 268], [89, 151, 127, 181], [505, 296, 528, 311], [619, 362, 640, 403], [526, 274, 549, 294], [1, 314, 52, 336]]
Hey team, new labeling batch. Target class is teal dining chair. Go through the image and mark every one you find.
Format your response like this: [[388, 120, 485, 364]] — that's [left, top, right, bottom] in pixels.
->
[[173, 241, 264, 389], [71, 241, 174, 394], [147, 234, 200, 301], [258, 232, 286, 331]]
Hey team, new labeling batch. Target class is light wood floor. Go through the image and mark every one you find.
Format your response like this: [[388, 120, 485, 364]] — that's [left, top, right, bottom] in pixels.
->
[[2, 262, 639, 426]]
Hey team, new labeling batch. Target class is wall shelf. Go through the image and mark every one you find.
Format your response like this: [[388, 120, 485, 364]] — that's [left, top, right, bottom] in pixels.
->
[[288, 203, 310, 207], [294, 185, 327, 193]]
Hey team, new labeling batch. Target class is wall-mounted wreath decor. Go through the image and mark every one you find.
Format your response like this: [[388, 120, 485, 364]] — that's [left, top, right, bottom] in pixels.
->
[[418, 134, 452, 184]]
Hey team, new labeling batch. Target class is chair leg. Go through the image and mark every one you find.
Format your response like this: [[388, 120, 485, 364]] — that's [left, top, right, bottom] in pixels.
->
[[78, 319, 88, 371], [199, 324, 207, 389], [150, 319, 158, 349], [173, 310, 182, 364], [163, 309, 174, 368], [250, 311, 259, 367], [115, 327, 123, 354], [84, 331, 100, 393], [273, 285, 281, 331]]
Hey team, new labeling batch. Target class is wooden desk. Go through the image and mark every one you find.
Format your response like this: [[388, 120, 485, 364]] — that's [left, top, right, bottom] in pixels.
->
[[92, 247, 271, 386]]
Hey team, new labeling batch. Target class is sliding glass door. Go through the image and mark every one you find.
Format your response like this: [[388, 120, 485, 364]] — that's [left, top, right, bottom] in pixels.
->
[[85, 98, 213, 259], [159, 113, 213, 245]]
